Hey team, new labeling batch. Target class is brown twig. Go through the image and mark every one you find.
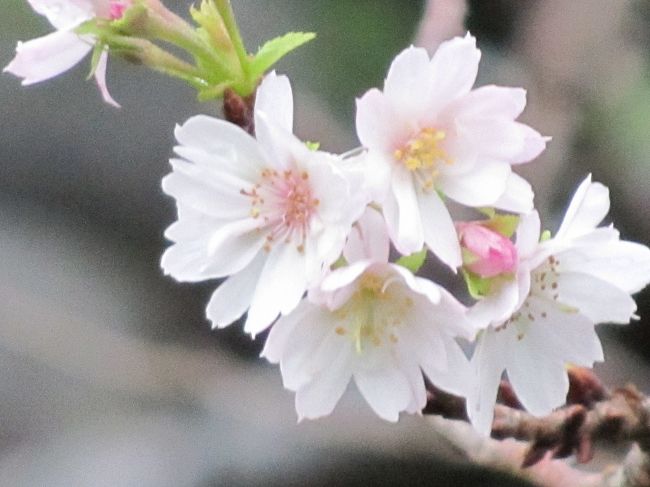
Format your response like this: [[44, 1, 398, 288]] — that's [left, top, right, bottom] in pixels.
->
[[223, 88, 256, 134]]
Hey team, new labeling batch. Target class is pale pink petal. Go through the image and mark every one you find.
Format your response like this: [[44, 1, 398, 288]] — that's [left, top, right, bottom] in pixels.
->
[[173, 116, 263, 179], [355, 88, 407, 152], [254, 110, 306, 172], [389, 169, 423, 254], [557, 240, 650, 294], [94, 49, 119, 107], [438, 161, 511, 207], [4, 30, 92, 85], [456, 118, 528, 161], [295, 344, 353, 421], [511, 123, 548, 164], [354, 366, 413, 422], [426, 339, 473, 398], [383, 46, 435, 119], [245, 243, 308, 336], [417, 190, 462, 270], [447, 85, 526, 120], [555, 272, 637, 324], [254, 71, 293, 132], [507, 342, 569, 417], [555, 175, 610, 240], [493, 172, 535, 214], [515, 211, 541, 258], [344, 207, 390, 264], [27, 0, 95, 29], [467, 328, 508, 435], [428, 33, 481, 110], [261, 300, 316, 363], [206, 253, 265, 329]]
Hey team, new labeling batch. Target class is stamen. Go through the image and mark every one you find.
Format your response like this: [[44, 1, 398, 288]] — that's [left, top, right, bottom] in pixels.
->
[[394, 128, 453, 190]]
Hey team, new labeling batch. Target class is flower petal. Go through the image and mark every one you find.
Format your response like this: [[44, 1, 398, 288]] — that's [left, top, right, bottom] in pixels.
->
[[555, 175, 609, 240], [449, 85, 526, 120], [384, 46, 435, 119], [388, 169, 423, 255], [27, 0, 95, 29], [355, 88, 407, 152], [354, 366, 413, 422], [438, 161, 511, 207], [468, 277, 520, 329], [515, 211, 541, 258], [254, 70, 293, 132], [344, 207, 390, 263], [417, 189, 461, 270], [206, 253, 265, 329], [93, 49, 119, 107], [492, 172, 535, 214], [261, 300, 318, 364], [4, 30, 92, 85]]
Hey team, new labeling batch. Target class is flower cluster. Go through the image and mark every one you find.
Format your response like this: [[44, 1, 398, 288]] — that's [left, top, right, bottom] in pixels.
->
[[7, 1, 650, 434], [160, 34, 650, 427]]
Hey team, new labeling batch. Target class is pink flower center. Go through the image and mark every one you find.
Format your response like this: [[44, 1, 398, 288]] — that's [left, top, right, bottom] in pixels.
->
[[458, 222, 518, 278], [109, 1, 130, 20], [394, 127, 453, 190], [242, 169, 319, 252]]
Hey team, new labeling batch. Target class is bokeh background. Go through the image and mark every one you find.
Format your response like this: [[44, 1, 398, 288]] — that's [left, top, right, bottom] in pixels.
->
[[1, 1, 649, 485]]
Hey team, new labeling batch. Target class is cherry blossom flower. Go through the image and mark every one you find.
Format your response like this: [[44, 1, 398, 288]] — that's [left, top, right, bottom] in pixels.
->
[[355, 33, 547, 269], [262, 208, 475, 421], [161, 72, 368, 337], [466, 175, 650, 435], [4, 0, 131, 106]]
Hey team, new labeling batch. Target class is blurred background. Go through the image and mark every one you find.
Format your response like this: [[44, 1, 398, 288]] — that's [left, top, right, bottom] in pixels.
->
[[0, 0, 649, 485]]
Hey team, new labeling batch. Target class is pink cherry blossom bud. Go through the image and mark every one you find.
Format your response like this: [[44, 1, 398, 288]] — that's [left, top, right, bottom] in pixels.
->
[[109, 1, 130, 20], [458, 222, 518, 278]]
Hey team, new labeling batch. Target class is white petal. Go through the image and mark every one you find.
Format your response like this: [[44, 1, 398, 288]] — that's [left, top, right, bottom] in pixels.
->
[[427, 339, 473, 398], [555, 175, 610, 240], [429, 33, 481, 108], [174, 115, 263, 179], [456, 118, 528, 161], [4, 30, 92, 85], [525, 295, 604, 366], [356, 89, 409, 153], [438, 161, 510, 207], [467, 328, 508, 435], [245, 244, 307, 336], [493, 172, 535, 214], [344, 207, 390, 263], [255, 110, 307, 172], [384, 46, 435, 119], [206, 253, 265, 329], [295, 344, 353, 420], [320, 260, 370, 293], [93, 49, 119, 107], [354, 366, 413, 422], [417, 189, 461, 270], [262, 300, 320, 364], [555, 272, 637, 324], [27, 0, 95, 29], [449, 85, 526, 120], [254, 71, 293, 132], [507, 340, 569, 417], [511, 123, 548, 164], [389, 169, 423, 254], [468, 277, 520, 329], [558, 240, 650, 294], [515, 211, 541, 258]]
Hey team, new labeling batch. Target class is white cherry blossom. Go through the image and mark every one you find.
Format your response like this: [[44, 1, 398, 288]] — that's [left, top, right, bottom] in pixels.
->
[[262, 208, 475, 422], [466, 175, 650, 435], [355, 33, 547, 269], [4, 0, 129, 106], [161, 72, 368, 337]]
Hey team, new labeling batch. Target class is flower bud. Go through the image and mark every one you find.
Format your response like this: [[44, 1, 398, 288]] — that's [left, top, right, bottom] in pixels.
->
[[109, 1, 131, 20], [457, 221, 517, 278]]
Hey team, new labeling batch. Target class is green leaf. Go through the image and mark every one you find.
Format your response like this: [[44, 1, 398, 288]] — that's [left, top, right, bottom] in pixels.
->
[[396, 248, 427, 274], [485, 214, 520, 238], [540, 229, 552, 242], [248, 32, 316, 80], [305, 141, 320, 151], [462, 269, 492, 299]]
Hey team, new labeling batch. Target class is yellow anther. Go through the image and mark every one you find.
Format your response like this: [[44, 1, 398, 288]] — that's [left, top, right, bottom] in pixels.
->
[[393, 128, 452, 189]]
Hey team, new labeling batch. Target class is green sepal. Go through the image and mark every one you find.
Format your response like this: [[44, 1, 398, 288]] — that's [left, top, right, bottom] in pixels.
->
[[485, 214, 520, 238], [305, 141, 321, 151], [86, 43, 105, 80], [332, 255, 348, 270], [540, 229, 552, 242], [462, 268, 492, 299], [396, 248, 427, 274], [478, 207, 496, 218], [110, 2, 148, 32], [248, 32, 316, 80]]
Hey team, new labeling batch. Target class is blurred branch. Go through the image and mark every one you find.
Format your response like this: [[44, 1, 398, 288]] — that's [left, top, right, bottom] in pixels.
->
[[425, 368, 650, 486]]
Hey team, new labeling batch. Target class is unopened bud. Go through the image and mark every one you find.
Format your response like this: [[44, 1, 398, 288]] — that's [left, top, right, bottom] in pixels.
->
[[458, 221, 517, 278]]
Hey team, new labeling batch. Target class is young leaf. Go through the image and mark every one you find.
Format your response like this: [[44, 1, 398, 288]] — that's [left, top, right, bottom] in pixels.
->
[[248, 32, 316, 80], [462, 269, 492, 299], [396, 248, 427, 274]]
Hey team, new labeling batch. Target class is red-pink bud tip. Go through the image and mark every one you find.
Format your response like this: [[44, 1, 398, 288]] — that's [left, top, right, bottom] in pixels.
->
[[457, 221, 518, 278]]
